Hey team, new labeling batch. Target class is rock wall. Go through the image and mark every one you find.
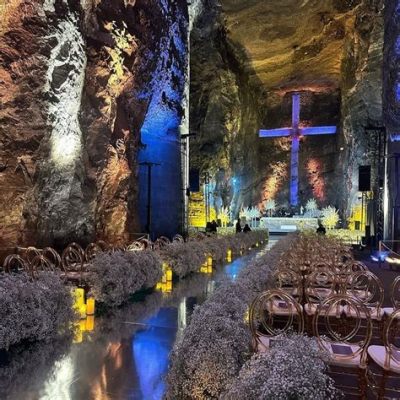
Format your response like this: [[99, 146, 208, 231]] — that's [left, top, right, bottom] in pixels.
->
[[0, 0, 188, 253], [383, 0, 400, 240]]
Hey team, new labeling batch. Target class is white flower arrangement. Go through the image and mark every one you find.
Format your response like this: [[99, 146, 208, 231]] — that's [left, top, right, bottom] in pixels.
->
[[263, 199, 276, 217], [217, 206, 231, 228], [0, 272, 75, 350], [222, 333, 341, 400], [321, 206, 340, 230]]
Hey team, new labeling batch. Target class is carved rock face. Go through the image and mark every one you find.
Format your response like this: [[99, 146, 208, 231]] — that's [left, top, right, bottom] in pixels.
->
[[0, 0, 188, 253]]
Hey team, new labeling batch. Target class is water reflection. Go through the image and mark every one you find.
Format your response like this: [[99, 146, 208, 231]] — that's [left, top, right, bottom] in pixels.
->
[[0, 239, 278, 400]]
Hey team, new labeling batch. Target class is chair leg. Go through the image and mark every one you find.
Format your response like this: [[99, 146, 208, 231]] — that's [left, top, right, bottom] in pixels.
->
[[358, 368, 368, 400], [378, 369, 389, 400]]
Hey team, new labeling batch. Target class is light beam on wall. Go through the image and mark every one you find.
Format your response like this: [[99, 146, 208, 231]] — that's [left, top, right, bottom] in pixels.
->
[[45, 15, 86, 168]]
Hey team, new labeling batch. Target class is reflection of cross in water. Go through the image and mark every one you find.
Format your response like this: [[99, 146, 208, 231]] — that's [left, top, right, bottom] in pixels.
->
[[259, 93, 337, 207]]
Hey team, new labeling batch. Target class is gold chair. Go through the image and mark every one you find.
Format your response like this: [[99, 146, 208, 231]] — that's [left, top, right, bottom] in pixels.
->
[[249, 289, 304, 353], [61, 242, 85, 284], [313, 294, 373, 398], [2, 254, 29, 274], [383, 276, 400, 317], [345, 271, 385, 321], [42, 247, 62, 269], [304, 270, 337, 325], [367, 308, 400, 399], [85, 242, 104, 261], [272, 269, 303, 302], [31, 254, 54, 273]]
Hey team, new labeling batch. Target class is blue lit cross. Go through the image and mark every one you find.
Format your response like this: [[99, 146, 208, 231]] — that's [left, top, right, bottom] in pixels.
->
[[259, 92, 337, 207]]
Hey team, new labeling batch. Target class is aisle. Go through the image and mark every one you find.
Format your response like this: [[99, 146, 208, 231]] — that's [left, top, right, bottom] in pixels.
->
[[0, 236, 279, 400]]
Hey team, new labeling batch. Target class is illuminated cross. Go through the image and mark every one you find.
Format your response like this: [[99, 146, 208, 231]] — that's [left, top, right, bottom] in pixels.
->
[[259, 92, 337, 207]]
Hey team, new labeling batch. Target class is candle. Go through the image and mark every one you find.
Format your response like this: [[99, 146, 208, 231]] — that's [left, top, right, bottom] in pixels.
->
[[166, 269, 173, 282], [86, 316, 95, 331], [79, 304, 87, 319], [72, 287, 85, 309], [86, 297, 95, 316]]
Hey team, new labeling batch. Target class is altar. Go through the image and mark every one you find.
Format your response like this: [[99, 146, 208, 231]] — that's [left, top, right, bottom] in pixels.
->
[[260, 217, 319, 234]]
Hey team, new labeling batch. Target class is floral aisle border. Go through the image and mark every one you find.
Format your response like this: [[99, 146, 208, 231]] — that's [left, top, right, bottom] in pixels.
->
[[0, 272, 75, 350], [89, 231, 268, 307]]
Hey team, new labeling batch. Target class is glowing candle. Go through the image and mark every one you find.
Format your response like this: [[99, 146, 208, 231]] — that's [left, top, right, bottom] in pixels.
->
[[86, 316, 95, 331], [79, 319, 87, 331], [79, 304, 87, 319], [86, 297, 95, 316], [72, 287, 85, 308], [166, 269, 173, 281]]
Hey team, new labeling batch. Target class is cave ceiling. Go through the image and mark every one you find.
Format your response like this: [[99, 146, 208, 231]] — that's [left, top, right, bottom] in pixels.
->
[[220, 0, 361, 93]]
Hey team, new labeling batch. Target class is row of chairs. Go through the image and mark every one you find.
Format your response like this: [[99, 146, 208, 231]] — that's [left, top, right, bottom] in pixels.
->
[[1, 234, 186, 281], [250, 233, 399, 398], [274, 269, 400, 323], [250, 289, 400, 399]]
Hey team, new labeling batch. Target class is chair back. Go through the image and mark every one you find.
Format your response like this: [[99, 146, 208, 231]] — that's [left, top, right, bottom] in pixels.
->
[[42, 247, 62, 269], [85, 242, 104, 261], [347, 271, 384, 312], [313, 294, 372, 367], [62, 242, 85, 272], [383, 308, 400, 369], [249, 289, 304, 349], [305, 270, 336, 305], [272, 269, 303, 302], [390, 276, 400, 311], [3, 254, 29, 274]]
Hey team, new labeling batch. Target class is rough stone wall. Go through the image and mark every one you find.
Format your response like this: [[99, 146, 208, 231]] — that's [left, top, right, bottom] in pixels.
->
[[0, 0, 188, 253], [339, 0, 384, 218], [189, 3, 265, 217], [383, 0, 400, 240]]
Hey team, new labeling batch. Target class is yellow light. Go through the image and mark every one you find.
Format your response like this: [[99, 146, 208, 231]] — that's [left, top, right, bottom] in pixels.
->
[[207, 265, 212, 274], [207, 256, 213, 267], [72, 288, 85, 307], [200, 266, 208, 273], [166, 269, 173, 281], [86, 297, 95, 316], [79, 304, 87, 319], [156, 282, 163, 290], [79, 319, 87, 331], [162, 273, 167, 284], [166, 281, 173, 292], [86, 316, 95, 331]]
